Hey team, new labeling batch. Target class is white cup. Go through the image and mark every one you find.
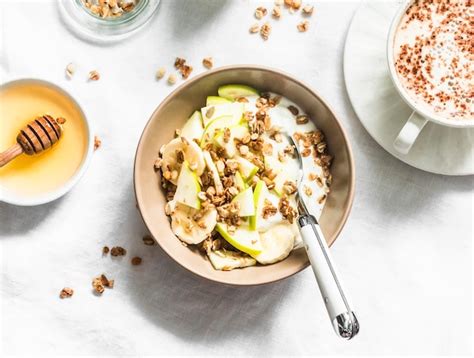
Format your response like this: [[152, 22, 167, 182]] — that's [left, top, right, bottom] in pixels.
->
[[386, 0, 474, 155], [0, 77, 94, 206]]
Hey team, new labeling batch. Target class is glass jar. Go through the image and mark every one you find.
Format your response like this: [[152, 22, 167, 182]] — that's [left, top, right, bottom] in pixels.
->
[[58, 0, 160, 43]]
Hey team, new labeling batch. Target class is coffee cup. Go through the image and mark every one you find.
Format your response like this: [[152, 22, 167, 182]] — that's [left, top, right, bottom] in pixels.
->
[[386, 0, 474, 154]]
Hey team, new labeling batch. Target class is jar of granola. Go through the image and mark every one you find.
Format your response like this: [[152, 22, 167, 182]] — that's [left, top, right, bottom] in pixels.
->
[[58, 0, 160, 42]]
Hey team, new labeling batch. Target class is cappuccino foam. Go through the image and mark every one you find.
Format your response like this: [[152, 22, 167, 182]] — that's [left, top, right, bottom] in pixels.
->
[[393, 0, 473, 120]]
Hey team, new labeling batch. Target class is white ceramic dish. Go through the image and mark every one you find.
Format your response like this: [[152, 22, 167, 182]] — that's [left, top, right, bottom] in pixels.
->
[[386, 0, 474, 154], [343, 2, 473, 176], [0, 78, 94, 206]]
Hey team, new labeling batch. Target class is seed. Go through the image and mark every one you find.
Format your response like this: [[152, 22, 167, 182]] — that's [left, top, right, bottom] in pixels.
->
[[156, 67, 166, 79], [65, 63, 75, 78], [142, 235, 155, 246], [167, 74, 177, 85]]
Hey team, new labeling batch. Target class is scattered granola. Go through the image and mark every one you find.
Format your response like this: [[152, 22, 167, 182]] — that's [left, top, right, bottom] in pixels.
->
[[102, 246, 110, 255], [65, 63, 75, 79], [202, 57, 213, 69], [302, 4, 314, 15], [174, 57, 193, 79], [255, 6, 268, 20], [272, 6, 282, 19], [297, 20, 309, 32], [88, 70, 100, 81], [81, 0, 139, 19], [57, 117, 67, 125], [304, 185, 313, 196], [142, 235, 156, 246], [59, 287, 74, 299], [110, 246, 127, 257], [249, 23, 260, 33], [260, 22, 271, 40], [94, 135, 101, 151], [131, 257, 142, 265], [167, 74, 177, 85]]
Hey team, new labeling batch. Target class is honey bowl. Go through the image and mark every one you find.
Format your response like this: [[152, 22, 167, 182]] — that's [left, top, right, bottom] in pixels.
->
[[0, 79, 94, 206]]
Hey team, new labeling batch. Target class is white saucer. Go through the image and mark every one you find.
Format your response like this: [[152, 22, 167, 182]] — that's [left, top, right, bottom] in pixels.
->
[[343, 2, 473, 176]]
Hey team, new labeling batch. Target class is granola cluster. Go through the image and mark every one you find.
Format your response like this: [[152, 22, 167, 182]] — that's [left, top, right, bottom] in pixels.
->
[[249, 0, 315, 40], [81, 0, 139, 19]]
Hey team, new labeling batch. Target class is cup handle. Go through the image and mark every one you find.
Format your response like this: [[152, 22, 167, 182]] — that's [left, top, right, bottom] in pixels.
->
[[393, 111, 428, 154]]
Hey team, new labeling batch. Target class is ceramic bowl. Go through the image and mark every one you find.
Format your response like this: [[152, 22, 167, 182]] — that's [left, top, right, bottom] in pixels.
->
[[134, 65, 355, 285], [0, 78, 94, 206]]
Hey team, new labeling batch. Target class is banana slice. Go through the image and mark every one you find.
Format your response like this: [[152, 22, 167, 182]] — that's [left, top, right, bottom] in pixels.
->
[[255, 224, 295, 265], [170, 203, 217, 244], [207, 250, 256, 271], [161, 137, 206, 185]]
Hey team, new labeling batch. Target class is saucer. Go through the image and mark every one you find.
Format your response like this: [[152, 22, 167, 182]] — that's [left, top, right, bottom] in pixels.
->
[[343, 2, 473, 176]]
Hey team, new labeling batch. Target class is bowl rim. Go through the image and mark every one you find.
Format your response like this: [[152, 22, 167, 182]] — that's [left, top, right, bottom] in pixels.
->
[[0, 78, 94, 207], [134, 64, 355, 286]]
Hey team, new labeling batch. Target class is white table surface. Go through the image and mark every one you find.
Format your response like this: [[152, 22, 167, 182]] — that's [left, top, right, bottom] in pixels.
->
[[0, 0, 472, 356]]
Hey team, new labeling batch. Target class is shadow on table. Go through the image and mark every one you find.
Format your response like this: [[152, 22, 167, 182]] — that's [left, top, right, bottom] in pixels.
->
[[0, 197, 64, 237], [116, 179, 295, 343], [167, 0, 231, 39]]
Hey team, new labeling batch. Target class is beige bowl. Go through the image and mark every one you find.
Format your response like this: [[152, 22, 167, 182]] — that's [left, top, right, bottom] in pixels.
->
[[134, 65, 355, 285]]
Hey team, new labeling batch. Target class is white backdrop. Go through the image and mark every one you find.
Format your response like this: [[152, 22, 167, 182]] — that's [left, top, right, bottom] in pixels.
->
[[0, 0, 472, 356]]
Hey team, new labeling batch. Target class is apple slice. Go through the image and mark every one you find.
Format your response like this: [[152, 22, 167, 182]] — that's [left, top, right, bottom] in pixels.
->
[[181, 111, 204, 142], [236, 156, 259, 181], [206, 96, 232, 106], [232, 186, 255, 217], [234, 171, 246, 192], [207, 250, 256, 271], [173, 161, 201, 209], [216, 223, 262, 257], [200, 115, 238, 147], [201, 103, 244, 127], [255, 224, 295, 264], [249, 179, 269, 230], [218, 84, 259, 100], [203, 151, 224, 195]]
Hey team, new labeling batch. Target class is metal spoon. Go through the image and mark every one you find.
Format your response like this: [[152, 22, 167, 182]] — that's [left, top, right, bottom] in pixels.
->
[[286, 134, 360, 339]]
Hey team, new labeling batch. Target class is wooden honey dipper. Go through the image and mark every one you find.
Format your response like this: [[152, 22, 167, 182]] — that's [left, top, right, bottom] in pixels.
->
[[0, 115, 65, 167]]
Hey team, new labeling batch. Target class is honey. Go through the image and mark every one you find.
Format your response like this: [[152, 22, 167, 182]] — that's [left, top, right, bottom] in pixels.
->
[[0, 80, 88, 198]]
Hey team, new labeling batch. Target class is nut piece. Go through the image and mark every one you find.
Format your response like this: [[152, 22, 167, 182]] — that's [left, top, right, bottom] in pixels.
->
[[65, 63, 75, 79], [156, 67, 166, 79], [92, 277, 104, 294], [102, 246, 110, 255], [255, 6, 267, 19], [167, 74, 177, 85], [297, 20, 309, 32], [131, 256, 142, 265], [110, 246, 127, 256], [202, 57, 213, 69], [142, 235, 156, 246], [59, 287, 74, 299], [88, 70, 100, 81], [302, 4, 314, 15], [260, 22, 271, 41], [272, 6, 282, 19], [249, 23, 260, 33], [94, 135, 102, 151]]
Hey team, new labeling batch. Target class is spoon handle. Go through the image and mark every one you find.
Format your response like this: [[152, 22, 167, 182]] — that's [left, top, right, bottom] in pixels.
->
[[298, 214, 360, 339], [0, 143, 23, 167]]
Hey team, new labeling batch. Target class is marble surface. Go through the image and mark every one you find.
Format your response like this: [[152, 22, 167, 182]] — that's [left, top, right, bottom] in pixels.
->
[[0, 0, 472, 356]]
